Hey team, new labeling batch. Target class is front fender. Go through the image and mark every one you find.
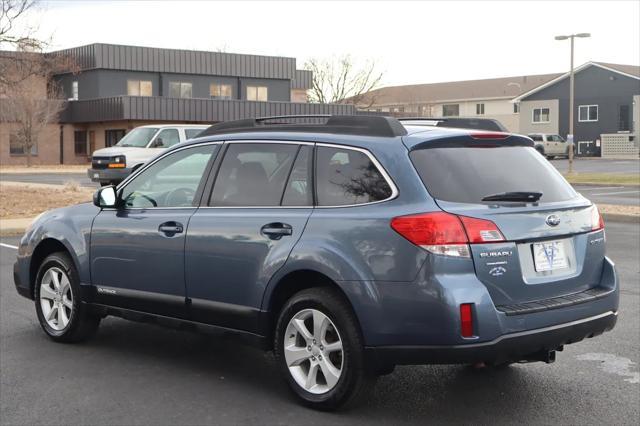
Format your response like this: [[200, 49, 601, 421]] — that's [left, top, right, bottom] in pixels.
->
[[18, 203, 98, 290]]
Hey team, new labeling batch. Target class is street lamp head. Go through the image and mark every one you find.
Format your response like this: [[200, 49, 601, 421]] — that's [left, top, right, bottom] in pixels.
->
[[576, 33, 591, 38], [555, 35, 569, 40]]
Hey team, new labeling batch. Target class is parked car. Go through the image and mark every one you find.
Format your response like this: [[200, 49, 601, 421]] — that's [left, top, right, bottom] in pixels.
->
[[15, 116, 618, 410], [87, 124, 208, 186], [528, 133, 572, 159]]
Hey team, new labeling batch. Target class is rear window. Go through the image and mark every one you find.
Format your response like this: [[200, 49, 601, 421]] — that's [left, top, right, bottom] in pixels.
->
[[410, 147, 577, 204]]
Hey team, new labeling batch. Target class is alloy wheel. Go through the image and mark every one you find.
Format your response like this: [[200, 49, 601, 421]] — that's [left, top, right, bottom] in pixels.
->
[[284, 309, 344, 394], [39, 267, 73, 331]]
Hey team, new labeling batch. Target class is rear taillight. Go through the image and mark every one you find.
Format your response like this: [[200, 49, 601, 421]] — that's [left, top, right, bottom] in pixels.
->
[[460, 303, 474, 338], [458, 215, 505, 243], [390, 212, 505, 257], [591, 205, 605, 231]]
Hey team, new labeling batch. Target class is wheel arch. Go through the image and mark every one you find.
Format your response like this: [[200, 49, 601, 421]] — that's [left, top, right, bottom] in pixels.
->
[[29, 238, 76, 298], [263, 268, 365, 350]]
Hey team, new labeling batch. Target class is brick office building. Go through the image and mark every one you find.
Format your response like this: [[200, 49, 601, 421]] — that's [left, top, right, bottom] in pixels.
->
[[0, 43, 354, 166]]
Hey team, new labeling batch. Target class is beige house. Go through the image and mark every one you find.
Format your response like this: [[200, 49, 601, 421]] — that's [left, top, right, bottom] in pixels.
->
[[357, 73, 561, 132]]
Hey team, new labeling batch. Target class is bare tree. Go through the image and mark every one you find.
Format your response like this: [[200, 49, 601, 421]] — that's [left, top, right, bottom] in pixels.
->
[[304, 55, 383, 107], [1, 0, 72, 166], [0, 0, 53, 89], [1, 66, 65, 166], [1, 0, 38, 47]]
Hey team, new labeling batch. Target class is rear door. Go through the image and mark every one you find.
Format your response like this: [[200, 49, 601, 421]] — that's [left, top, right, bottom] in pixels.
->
[[410, 144, 605, 307], [184, 142, 314, 332]]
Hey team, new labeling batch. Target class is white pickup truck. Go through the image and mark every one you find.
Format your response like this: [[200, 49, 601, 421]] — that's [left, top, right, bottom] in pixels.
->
[[528, 133, 574, 160], [87, 124, 208, 186]]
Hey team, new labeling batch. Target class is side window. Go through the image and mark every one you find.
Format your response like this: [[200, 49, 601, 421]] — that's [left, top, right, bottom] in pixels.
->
[[120, 145, 216, 208], [211, 143, 298, 207], [155, 129, 180, 147], [530, 135, 542, 142], [185, 128, 204, 139], [282, 146, 312, 206], [316, 146, 392, 206]]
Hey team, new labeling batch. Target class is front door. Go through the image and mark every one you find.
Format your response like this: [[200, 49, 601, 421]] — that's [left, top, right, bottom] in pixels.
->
[[185, 142, 314, 333], [90, 144, 219, 317]]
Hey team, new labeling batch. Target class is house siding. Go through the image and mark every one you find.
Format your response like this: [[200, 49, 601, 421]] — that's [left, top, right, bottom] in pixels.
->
[[522, 65, 640, 144]]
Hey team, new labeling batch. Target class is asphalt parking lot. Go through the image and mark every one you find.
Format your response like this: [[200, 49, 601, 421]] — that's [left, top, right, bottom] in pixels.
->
[[0, 222, 638, 425], [575, 185, 640, 206], [0, 172, 94, 188]]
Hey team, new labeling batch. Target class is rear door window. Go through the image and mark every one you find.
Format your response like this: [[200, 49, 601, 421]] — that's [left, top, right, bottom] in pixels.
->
[[316, 146, 393, 206], [210, 143, 298, 207], [410, 147, 577, 204]]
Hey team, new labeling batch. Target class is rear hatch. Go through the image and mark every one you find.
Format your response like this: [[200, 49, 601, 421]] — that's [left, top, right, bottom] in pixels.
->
[[409, 134, 606, 307]]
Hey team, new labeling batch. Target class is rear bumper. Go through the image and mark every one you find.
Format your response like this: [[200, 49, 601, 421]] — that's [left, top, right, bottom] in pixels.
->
[[366, 310, 617, 365], [87, 167, 132, 183]]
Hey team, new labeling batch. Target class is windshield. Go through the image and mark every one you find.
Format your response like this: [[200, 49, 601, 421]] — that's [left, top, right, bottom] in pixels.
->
[[410, 146, 578, 204], [116, 128, 159, 147]]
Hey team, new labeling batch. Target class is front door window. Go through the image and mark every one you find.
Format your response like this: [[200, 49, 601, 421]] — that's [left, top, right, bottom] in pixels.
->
[[121, 145, 216, 208]]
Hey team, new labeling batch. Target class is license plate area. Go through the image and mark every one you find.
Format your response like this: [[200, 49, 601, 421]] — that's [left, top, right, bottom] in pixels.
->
[[533, 240, 569, 272], [93, 173, 100, 178]]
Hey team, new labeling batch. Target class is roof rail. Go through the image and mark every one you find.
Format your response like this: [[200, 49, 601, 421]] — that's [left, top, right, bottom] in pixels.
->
[[398, 117, 508, 132], [199, 115, 408, 138]]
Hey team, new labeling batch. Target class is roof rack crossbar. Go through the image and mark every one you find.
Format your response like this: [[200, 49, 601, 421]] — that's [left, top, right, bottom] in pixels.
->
[[199, 115, 408, 138]]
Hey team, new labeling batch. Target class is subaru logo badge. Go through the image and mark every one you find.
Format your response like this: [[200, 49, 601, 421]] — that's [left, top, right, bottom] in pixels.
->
[[546, 214, 561, 227]]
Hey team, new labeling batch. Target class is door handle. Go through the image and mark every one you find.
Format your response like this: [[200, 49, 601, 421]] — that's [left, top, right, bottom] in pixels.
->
[[261, 223, 292, 240], [158, 221, 184, 235]]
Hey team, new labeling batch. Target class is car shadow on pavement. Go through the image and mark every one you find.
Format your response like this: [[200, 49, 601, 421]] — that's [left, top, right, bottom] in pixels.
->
[[75, 316, 569, 422]]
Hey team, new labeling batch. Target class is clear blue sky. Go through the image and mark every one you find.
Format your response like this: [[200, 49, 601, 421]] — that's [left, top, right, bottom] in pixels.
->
[[20, 0, 640, 87]]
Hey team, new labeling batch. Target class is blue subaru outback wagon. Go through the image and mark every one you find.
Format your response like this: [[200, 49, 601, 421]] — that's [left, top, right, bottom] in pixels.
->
[[13, 115, 618, 410]]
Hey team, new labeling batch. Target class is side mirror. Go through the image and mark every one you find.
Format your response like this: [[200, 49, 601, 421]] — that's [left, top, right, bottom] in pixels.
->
[[93, 185, 118, 208], [152, 138, 164, 148]]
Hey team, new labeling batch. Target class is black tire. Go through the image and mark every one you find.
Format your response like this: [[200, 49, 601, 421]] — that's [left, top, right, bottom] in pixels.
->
[[274, 287, 374, 411], [535, 147, 545, 156], [34, 252, 100, 343], [546, 155, 555, 160]]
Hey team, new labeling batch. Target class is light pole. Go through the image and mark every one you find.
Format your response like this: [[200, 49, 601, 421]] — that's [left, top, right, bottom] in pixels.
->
[[555, 33, 590, 173]]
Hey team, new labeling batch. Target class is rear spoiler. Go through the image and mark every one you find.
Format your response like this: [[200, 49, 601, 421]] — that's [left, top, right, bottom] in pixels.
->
[[398, 117, 508, 132], [410, 132, 534, 150]]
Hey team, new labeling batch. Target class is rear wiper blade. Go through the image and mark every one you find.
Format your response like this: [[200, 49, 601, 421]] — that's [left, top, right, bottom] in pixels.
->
[[481, 191, 542, 202]]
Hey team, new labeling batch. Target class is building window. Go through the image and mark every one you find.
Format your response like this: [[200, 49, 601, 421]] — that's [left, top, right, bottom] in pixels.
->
[[105, 129, 126, 147], [513, 103, 520, 114], [71, 81, 78, 100], [246, 86, 268, 101], [532, 107, 550, 123], [74, 130, 87, 156], [442, 104, 459, 117], [127, 80, 152, 96], [9, 133, 37, 156], [210, 83, 232, 99], [169, 82, 192, 98], [618, 105, 630, 131], [476, 103, 485, 115], [578, 105, 598, 122]]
